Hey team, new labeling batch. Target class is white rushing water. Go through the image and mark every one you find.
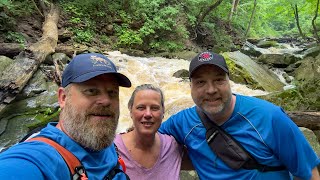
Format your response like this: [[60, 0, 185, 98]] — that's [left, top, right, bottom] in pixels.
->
[[105, 51, 268, 133]]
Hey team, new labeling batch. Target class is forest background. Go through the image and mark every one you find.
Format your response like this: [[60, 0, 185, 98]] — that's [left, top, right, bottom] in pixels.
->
[[1, 0, 319, 54]]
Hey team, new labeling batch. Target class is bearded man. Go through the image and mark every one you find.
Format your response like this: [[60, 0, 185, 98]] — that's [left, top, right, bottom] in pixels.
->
[[0, 53, 132, 180]]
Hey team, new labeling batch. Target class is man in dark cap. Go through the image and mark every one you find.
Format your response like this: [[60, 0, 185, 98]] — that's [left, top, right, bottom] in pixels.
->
[[159, 51, 320, 179], [0, 53, 131, 179]]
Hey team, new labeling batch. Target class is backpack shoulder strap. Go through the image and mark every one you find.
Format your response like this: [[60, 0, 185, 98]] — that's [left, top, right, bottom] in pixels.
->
[[27, 137, 88, 180]]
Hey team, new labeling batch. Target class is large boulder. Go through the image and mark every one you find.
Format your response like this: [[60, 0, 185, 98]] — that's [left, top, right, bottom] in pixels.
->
[[294, 55, 320, 110], [301, 46, 320, 58], [0, 68, 60, 150], [300, 127, 320, 156], [241, 41, 272, 57], [260, 53, 320, 111], [257, 54, 300, 68], [223, 51, 285, 92]]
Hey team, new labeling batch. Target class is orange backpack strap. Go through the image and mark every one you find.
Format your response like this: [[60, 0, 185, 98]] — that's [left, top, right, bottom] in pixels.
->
[[114, 144, 126, 173], [27, 137, 88, 180]]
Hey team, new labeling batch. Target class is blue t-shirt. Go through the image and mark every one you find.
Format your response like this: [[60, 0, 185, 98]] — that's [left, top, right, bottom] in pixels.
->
[[0, 122, 128, 180], [159, 94, 320, 180]]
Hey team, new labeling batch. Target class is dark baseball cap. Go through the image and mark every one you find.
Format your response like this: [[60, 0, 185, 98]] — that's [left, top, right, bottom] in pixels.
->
[[61, 53, 131, 87], [189, 51, 229, 78]]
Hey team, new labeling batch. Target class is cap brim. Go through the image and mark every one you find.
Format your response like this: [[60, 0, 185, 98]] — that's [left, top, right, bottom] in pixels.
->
[[114, 73, 132, 87], [189, 64, 229, 78], [72, 71, 132, 87]]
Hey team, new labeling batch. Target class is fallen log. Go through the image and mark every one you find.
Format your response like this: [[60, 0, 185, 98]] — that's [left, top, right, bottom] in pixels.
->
[[287, 111, 320, 131], [0, 4, 60, 113], [55, 44, 88, 57], [0, 43, 25, 57]]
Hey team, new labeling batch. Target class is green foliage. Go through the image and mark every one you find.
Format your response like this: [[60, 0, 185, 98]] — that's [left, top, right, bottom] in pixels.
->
[[229, 0, 317, 38], [100, 35, 111, 44], [62, 0, 105, 44], [107, 1, 189, 52], [0, 0, 13, 8], [73, 29, 94, 43], [150, 40, 184, 52], [0, 0, 34, 32], [5, 31, 25, 43], [115, 24, 143, 47], [3, 0, 319, 53]]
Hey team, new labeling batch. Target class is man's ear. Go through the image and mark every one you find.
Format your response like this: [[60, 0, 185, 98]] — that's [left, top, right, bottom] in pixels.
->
[[129, 110, 133, 119], [58, 87, 67, 109]]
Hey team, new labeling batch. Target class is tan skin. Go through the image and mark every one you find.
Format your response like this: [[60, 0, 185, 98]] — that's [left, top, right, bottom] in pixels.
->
[[58, 75, 120, 118], [56, 74, 120, 150], [191, 64, 319, 179], [190, 64, 235, 125], [121, 89, 163, 168]]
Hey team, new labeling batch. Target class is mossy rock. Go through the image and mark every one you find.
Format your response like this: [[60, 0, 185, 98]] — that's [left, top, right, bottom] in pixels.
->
[[225, 56, 262, 90], [258, 88, 307, 111], [300, 127, 320, 156], [297, 80, 320, 111], [26, 108, 60, 131], [256, 40, 278, 48], [0, 56, 14, 76], [223, 52, 284, 92], [180, 170, 199, 180]]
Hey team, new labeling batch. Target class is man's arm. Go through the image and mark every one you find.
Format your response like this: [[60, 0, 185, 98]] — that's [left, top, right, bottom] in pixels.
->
[[311, 167, 320, 180], [180, 146, 194, 170], [0, 158, 44, 179]]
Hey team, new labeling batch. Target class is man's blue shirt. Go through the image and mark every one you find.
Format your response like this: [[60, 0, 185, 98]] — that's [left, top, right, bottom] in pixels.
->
[[0, 122, 127, 180], [159, 94, 320, 179]]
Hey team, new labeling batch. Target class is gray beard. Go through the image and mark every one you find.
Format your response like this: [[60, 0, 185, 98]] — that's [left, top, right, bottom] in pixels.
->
[[60, 100, 118, 151]]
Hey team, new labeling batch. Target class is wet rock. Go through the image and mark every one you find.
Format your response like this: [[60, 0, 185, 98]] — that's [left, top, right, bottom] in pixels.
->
[[223, 51, 285, 92], [294, 56, 320, 82], [256, 39, 278, 48], [173, 69, 189, 79], [241, 41, 272, 57], [0, 56, 14, 76], [0, 68, 59, 149], [257, 54, 299, 68], [300, 127, 320, 156], [282, 73, 292, 83], [301, 46, 320, 58], [180, 170, 199, 180]]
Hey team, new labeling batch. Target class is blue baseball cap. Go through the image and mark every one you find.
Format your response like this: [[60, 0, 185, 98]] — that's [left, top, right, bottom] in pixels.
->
[[61, 53, 131, 87]]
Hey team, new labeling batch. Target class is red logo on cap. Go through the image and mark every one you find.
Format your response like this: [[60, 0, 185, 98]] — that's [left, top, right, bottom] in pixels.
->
[[198, 52, 213, 62]]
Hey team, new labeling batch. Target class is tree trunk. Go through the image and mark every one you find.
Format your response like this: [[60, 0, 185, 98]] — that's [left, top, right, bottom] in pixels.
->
[[197, 0, 224, 26], [287, 111, 320, 131], [312, 0, 320, 43], [293, 4, 305, 39], [228, 0, 240, 22], [244, 0, 257, 38], [0, 4, 60, 113], [0, 43, 25, 57]]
